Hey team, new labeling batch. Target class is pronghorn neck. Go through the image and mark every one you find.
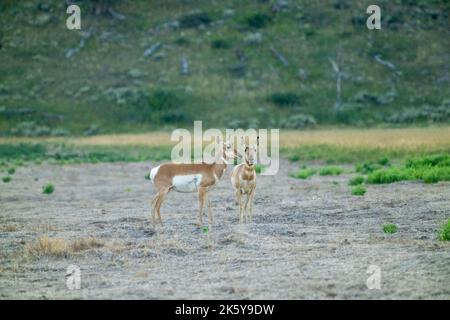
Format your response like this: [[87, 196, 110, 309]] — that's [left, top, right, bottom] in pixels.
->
[[212, 161, 228, 180], [244, 160, 255, 171]]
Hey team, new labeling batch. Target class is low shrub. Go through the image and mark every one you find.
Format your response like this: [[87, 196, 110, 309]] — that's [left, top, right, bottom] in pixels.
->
[[245, 12, 272, 28], [383, 223, 398, 234], [280, 114, 317, 129], [319, 166, 343, 176], [438, 219, 450, 241], [179, 12, 212, 28], [348, 175, 365, 186], [268, 92, 301, 107], [42, 183, 55, 194], [290, 168, 315, 179], [211, 39, 231, 49], [351, 184, 366, 196]]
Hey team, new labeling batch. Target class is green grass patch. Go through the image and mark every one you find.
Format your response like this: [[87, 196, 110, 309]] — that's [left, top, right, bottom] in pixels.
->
[[438, 219, 450, 241], [254, 164, 264, 174], [383, 223, 398, 234], [348, 175, 365, 186], [2, 176, 11, 183], [7, 167, 15, 175], [290, 168, 315, 179], [319, 166, 343, 176], [355, 162, 383, 174], [367, 154, 450, 184], [42, 183, 54, 194], [351, 185, 366, 196], [0, 143, 172, 165]]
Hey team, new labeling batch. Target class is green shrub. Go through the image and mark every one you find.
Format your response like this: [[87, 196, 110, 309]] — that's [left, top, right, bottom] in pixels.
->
[[288, 154, 300, 162], [149, 89, 181, 111], [290, 168, 315, 179], [245, 13, 272, 28], [351, 185, 366, 196], [438, 219, 450, 241], [406, 154, 450, 169], [179, 12, 212, 28], [268, 92, 300, 107], [422, 167, 450, 183], [367, 168, 409, 184], [280, 114, 317, 129], [2, 176, 11, 183], [7, 167, 15, 175], [42, 183, 55, 194], [367, 165, 450, 184], [378, 157, 390, 166], [319, 166, 343, 176], [254, 164, 264, 174], [355, 162, 382, 174], [144, 173, 151, 180], [348, 176, 365, 186], [383, 223, 398, 234], [211, 39, 231, 49]]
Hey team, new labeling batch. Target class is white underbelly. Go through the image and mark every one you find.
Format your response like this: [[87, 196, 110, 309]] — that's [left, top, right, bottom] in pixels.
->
[[172, 174, 202, 193]]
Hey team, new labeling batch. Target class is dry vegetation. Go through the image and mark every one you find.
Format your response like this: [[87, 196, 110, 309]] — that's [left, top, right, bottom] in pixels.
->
[[280, 127, 450, 150], [1, 224, 19, 232], [24, 236, 104, 258], [1, 127, 449, 151]]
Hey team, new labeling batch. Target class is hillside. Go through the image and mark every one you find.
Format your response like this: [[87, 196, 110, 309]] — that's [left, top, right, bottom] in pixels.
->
[[0, 0, 449, 136]]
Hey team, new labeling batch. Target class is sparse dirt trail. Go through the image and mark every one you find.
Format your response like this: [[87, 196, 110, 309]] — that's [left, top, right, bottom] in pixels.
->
[[0, 160, 449, 299]]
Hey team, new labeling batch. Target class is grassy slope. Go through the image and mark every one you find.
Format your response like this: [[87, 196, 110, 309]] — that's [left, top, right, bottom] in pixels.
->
[[0, 0, 449, 135]]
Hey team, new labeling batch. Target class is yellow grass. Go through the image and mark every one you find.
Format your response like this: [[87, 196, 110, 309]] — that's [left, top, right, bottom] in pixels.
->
[[0, 131, 171, 146], [25, 236, 104, 257], [25, 236, 69, 257], [280, 127, 450, 150], [0, 127, 449, 151], [1, 224, 19, 232]]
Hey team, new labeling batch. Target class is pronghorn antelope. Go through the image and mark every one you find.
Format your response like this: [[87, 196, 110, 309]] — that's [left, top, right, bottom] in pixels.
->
[[149, 139, 236, 227], [231, 137, 258, 223]]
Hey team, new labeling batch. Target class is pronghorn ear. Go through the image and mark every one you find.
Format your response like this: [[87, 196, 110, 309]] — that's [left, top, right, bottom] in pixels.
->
[[257, 136, 259, 146], [216, 135, 221, 144]]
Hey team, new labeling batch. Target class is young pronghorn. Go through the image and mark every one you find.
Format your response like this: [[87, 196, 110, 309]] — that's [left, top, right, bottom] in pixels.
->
[[231, 137, 258, 223], [149, 139, 236, 227]]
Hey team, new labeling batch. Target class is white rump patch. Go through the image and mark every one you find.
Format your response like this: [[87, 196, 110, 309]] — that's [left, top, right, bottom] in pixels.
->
[[150, 165, 160, 183], [172, 174, 202, 193]]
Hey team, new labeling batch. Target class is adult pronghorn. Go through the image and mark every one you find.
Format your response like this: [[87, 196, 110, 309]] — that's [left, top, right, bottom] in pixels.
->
[[231, 137, 258, 223], [149, 139, 236, 227]]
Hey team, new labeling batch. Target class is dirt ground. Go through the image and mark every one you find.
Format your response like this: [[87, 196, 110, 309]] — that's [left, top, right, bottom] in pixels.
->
[[0, 160, 449, 299]]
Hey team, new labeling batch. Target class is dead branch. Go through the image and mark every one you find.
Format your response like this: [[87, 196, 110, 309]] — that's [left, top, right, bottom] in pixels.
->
[[374, 54, 401, 76], [270, 46, 288, 66], [329, 58, 342, 112], [181, 57, 189, 75]]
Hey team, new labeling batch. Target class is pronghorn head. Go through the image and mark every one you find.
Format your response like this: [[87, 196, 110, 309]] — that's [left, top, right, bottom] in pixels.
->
[[241, 136, 258, 166], [217, 137, 236, 163]]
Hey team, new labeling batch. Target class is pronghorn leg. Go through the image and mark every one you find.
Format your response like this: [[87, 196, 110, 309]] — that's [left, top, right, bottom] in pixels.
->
[[207, 194, 213, 229], [236, 190, 243, 224], [151, 193, 159, 224], [249, 188, 255, 223], [155, 187, 169, 225], [243, 193, 251, 223], [197, 187, 207, 227]]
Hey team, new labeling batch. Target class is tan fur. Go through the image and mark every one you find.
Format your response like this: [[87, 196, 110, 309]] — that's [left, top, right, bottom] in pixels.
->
[[231, 141, 257, 223]]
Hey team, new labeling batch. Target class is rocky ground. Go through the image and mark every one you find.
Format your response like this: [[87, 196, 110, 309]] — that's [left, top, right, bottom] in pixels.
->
[[0, 160, 449, 299]]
